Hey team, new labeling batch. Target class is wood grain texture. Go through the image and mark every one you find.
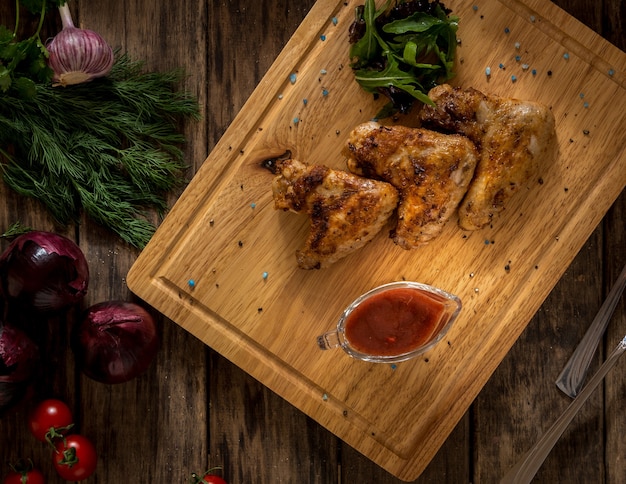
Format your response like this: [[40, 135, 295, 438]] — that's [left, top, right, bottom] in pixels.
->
[[475, 1, 626, 483], [125, 0, 626, 480], [0, 0, 623, 483]]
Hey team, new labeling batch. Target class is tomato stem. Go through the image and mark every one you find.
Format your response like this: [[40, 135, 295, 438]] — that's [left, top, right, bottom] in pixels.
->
[[189, 467, 223, 484], [58, 446, 79, 467], [45, 423, 75, 449]]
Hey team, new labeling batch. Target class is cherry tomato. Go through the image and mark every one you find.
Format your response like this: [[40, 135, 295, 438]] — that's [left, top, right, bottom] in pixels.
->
[[28, 399, 74, 443], [190, 471, 227, 484], [3, 461, 45, 484], [3, 469, 45, 484], [52, 434, 97, 482], [201, 476, 227, 484]]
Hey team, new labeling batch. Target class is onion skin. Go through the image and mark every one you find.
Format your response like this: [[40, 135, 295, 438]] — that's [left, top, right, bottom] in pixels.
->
[[47, 4, 114, 87], [0, 324, 39, 415], [0, 231, 89, 314], [71, 301, 159, 384]]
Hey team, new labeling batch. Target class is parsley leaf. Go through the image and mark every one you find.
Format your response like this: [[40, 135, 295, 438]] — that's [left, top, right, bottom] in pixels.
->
[[0, 1, 55, 95], [19, 0, 66, 15]]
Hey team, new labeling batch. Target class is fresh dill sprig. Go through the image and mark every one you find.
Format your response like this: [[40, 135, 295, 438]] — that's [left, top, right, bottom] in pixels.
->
[[0, 52, 200, 248], [1, 221, 32, 239]]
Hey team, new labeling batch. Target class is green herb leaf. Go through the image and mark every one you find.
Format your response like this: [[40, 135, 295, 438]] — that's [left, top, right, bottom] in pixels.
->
[[1, 221, 32, 239], [19, 0, 66, 15], [353, 51, 433, 104], [1, 2, 55, 93], [348, 0, 459, 117], [349, 0, 391, 68], [0, 52, 200, 249], [0, 66, 11, 92], [13, 76, 37, 99]]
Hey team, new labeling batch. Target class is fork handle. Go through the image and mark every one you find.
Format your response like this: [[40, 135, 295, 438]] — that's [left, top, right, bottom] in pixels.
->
[[501, 335, 626, 484]]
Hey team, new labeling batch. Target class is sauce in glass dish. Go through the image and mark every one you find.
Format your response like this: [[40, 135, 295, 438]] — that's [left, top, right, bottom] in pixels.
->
[[344, 286, 449, 356], [317, 281, 461, 363]]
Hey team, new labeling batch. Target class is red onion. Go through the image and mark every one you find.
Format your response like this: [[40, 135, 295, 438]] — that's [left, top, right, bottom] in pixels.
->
[[0, 231, 89, 314], [47, 3, 114, 87], [0, 323, 39, 415], [71, 301, 159, 384]]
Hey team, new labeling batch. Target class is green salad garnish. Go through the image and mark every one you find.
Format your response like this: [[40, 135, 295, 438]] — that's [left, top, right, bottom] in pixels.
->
[[348, 0, 459, 117]]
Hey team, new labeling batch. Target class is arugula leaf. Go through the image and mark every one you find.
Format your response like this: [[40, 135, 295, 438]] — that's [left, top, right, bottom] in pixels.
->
[[349, 0, 391, 68], [354, 51, 433, 108], [383, 12, 448, 35], [348, 0, 459, 117]]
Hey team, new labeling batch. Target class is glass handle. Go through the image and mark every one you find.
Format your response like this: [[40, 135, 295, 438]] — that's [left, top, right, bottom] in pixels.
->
[[317, 331, 341, 350]]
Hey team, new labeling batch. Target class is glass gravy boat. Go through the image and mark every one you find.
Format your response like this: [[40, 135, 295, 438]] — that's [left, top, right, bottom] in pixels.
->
[[317, 281, 462, 363]]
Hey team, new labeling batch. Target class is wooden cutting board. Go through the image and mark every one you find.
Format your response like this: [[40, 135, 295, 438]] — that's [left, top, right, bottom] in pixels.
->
[[126, 0, 626, 480]]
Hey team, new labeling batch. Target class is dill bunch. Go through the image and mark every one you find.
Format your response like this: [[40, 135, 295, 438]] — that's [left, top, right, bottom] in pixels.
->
[[0, 52, 200, 248]]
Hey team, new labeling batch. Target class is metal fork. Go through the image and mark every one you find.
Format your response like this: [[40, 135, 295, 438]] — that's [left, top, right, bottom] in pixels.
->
[[500, 334, 626, 484], [555, 263, 626, 397]]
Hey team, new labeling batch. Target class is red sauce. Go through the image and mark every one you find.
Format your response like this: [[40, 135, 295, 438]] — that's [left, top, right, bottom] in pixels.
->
[[344, 287, 449, 357]]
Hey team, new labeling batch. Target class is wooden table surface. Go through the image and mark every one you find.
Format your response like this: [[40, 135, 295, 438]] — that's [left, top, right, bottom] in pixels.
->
[[1, 1, 624, 483]]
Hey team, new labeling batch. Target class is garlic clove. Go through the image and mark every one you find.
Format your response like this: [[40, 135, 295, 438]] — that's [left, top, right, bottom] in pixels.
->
[[46, 5, 114, 87]]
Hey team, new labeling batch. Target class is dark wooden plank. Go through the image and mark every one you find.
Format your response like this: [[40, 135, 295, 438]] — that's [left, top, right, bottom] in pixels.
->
[[0, 7, 83, 482], [0, 1, 623, 483], [603, 192, 625, 484], [594, 1, 626, 481], [203, 2, 339, 482], [473, 246, 605, 483], [67, 0, 210, 482], [472, 0, 626, 481], [341, 415, 470, 483], [0, 199, 77, 483], [210, 353, 339, 483]]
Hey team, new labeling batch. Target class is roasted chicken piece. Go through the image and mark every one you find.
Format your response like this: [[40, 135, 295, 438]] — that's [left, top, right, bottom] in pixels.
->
[[343, 121, 479, 249], [270, 158, 399, 269], [419, 84, 556, 230]]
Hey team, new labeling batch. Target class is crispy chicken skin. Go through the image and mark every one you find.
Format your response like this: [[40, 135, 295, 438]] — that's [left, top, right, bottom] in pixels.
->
[[343, 121, 479, 249], [419, 84, 556, 230], [271, 158, 399, 269]]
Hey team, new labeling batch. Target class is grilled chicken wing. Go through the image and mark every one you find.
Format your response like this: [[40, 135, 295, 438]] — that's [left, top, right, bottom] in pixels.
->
[[343, 121, 479, 249], [419, 84, 556, 230], [270, 158, 399, 269]]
